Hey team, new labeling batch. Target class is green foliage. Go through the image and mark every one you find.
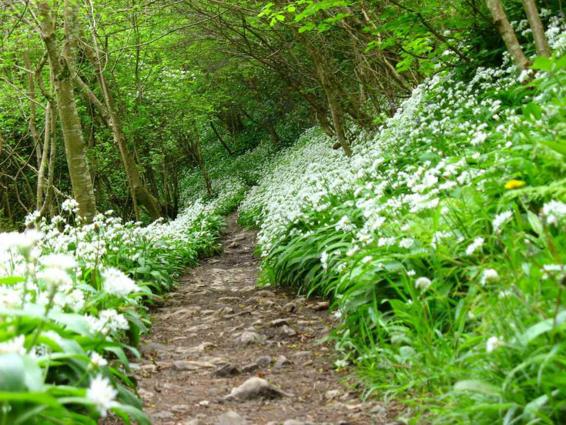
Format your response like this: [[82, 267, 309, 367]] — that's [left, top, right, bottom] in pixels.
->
[[240, 49, 566, 422]]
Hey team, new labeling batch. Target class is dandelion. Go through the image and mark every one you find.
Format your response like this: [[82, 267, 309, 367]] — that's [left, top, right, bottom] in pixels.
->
[[415, 277, 432, 291], [480, 269, 499, 286], [465, 237, 484, 256], [86, 375, 117, 417], [486, 336, 504, 353], [504, 179, 526, 190]]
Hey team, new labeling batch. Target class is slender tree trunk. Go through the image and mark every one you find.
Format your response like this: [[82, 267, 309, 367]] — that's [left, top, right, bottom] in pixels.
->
[[486, 0, 531, 70], [193, 128, 213, 196], [82, 0, 162, 220], [36, 102, 53, 211], [307, 43, 352, 156], [23, 51, 42, 167], [210, 122, 234, 155], [38, 0, 97, 221], [522, 0, 552, 57]]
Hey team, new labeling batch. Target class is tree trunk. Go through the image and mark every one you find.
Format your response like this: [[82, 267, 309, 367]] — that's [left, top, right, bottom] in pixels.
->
[[486, 0, 530, 70], [193, 128, 213, 197], [23, 50, 42, 167], [522, 0, 551, 57], [210, 122, 234, 155], [36, 102, 54, 212], [83, 0, 162, 220], [38, 0, 97, 221], [307, 43, 352, 156]]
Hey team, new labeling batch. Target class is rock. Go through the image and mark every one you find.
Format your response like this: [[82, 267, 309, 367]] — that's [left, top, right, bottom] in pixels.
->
[[283, 420, 311, 425], [140, 341, 169, 356], [184, 420, 202, 425], [171, 404, 189, 413], [214, 363, 241, 378], [274, 355, 291, 369], [311, 301, 330, 311], [270, 318, 290, 327], [283, 301, 297, 313], [216, 411, 247, 425], [293, 351, 311, 358], [215, 306, 235, 317], [255, 289, 276, 298], [255, 355, 272, 368], [280, 325, 297, 337], [224, 377, 291, 401], [151, 410, 174, 420], [198, 400, 210, 407], [241, 362, 260, 373], [140, 364, 157, 374], [325, 389, 341, 400], [173, 360, 215, 371], [235, 330, 266, 345]]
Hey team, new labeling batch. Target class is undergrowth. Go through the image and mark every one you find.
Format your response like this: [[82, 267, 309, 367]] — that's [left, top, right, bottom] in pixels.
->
[[239, 21, 566, 423]]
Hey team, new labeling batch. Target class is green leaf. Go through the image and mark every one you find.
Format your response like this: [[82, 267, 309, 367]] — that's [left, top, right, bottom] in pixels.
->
[[541, 140, 566, 156], [0, 276, 25, 286], [517, 310, 566, 345], [454, 380, 501, 397], [0, 354, 44, 392]]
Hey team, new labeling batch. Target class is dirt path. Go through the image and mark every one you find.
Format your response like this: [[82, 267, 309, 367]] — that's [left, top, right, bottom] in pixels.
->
[[134, 215, 387, 425]]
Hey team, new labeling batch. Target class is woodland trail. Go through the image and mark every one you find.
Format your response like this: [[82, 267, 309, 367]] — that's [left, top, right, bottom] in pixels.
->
[[133, 214, 390, 425]]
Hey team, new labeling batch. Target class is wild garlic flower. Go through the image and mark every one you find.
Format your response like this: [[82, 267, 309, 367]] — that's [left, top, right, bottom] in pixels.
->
[[0, 335, 26, 354], [102, 267, 140, 297], [86, 375, 117, 417], [486, 336, 504, 353], [492, 211, 512, 233], [90, 352, 108, 368], [480, 269, 499, 286], [415, 277, 432, 291], [541, 200, 566, 226], [465, 237, 484, 256]]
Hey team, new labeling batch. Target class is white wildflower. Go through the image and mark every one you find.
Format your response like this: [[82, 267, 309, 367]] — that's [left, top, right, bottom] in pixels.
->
[[465, 237, 484, 256], [90, 352, 108, 368], [541, 200, 566, 225], [0, 335, 26, 354], [415, 277, 432, 291], [37, 268, 73, 288], [486, 336, 504, 353], [492, 211, 512, 233], [40, 254, 77, 270], [399, 238, 415, 249], [320, 252, 329, 270], [480, 269, 499, 286], [102, 268, 139, 297], [86, 375, 117, 417]]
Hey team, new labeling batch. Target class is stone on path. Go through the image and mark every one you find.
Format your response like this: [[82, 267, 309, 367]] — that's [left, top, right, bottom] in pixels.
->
[[224, 377, 291, 401], [235, 330, 266, 345], [216, 411, 247, 425]]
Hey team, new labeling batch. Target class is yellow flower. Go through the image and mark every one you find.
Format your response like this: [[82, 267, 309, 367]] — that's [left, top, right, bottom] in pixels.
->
[[504, 179, 526, 190]]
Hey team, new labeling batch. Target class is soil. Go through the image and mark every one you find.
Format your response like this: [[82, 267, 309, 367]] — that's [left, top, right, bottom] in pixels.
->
[[128, 215, 392, 425]]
